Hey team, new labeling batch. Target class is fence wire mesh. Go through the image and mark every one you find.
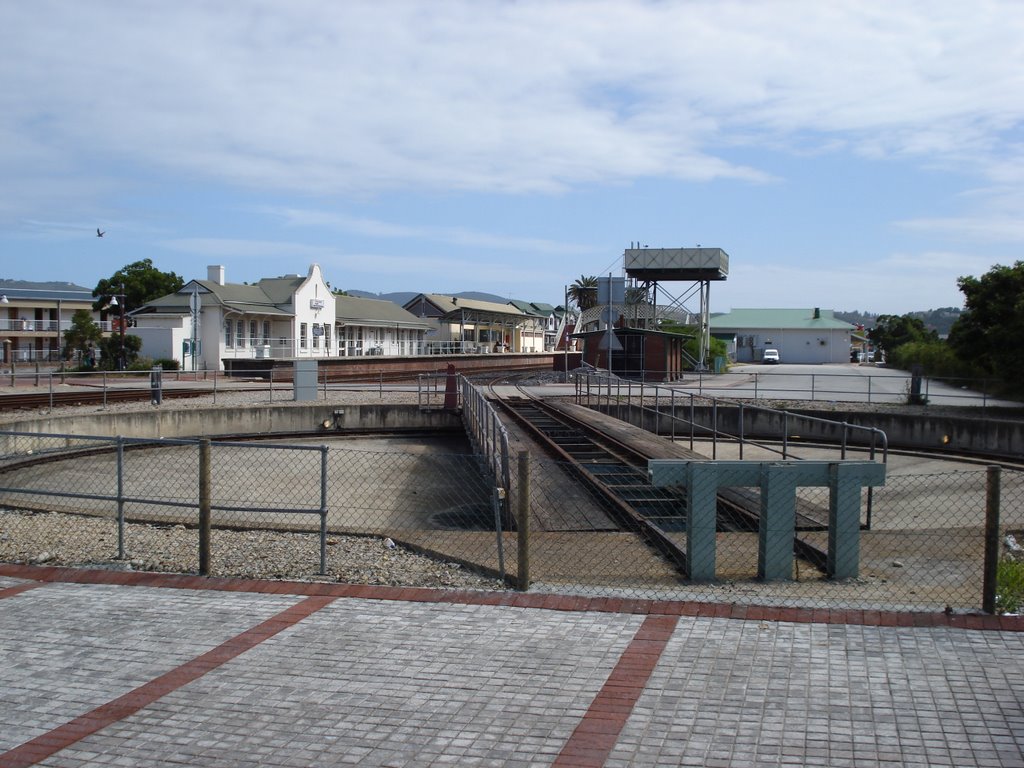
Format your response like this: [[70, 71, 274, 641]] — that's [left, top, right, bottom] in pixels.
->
[[1, 429, 1021, 613]]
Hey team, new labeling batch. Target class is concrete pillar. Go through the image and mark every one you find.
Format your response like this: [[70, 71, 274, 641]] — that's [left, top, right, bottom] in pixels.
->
[[758, 463, 798, 581], [685, 463, 718, 581], [828, 462, 862, 579]]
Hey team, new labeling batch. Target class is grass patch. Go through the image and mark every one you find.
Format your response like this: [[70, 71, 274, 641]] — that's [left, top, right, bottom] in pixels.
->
[[996, 559, 1024, 615]]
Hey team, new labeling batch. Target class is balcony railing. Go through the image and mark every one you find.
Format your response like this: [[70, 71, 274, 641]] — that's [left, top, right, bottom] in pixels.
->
[[0, 319, 118, 333]]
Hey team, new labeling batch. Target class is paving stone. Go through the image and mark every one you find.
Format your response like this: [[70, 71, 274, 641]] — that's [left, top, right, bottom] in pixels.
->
[[2, 578, 1023, 767]]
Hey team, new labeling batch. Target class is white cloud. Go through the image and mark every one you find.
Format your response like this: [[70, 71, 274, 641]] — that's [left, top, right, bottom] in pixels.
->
[[159, 238, 340, 261], [262, 207, 590, 254], [715, 252, 972, 315], [3, 0, 1021, 199]]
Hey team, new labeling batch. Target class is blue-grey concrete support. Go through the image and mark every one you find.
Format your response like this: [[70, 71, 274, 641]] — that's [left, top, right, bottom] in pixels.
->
[[685, 463, 718, 581], [758, 463, 799, 581], [828, 462, 863, 579], [649, 459, 886, 584], [293, 360, 318, 401]]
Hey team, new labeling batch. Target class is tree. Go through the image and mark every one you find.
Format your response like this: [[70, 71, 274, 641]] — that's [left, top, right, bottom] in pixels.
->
[[948, 261, 1024, 388], [567, 275, 598, 311], [92, 258, 185, 313], [97, 333, 143, 370], [63, 309, 102, 367], [868, 314, 937, 355]]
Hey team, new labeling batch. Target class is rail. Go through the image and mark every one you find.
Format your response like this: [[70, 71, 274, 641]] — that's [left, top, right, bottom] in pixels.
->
[[578, 367, 1010, 410], [575, 370, 889, 528], [576, 370, 889, 460]]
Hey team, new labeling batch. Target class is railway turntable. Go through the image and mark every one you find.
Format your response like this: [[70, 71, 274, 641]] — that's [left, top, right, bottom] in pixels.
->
[[498, 396, 884, 586]]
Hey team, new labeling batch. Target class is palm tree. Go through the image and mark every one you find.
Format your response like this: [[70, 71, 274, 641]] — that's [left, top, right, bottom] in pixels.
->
[[568, 275, 598, 311]]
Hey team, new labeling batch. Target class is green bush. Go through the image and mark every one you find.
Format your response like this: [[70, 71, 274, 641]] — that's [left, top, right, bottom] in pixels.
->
[[996, 559, 1024, 615], [887, 340, 977, 379], [153, 358, 180, 371]]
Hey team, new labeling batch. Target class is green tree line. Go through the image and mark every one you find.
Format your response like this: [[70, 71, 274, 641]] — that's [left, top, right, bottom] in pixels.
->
[[869, 260, 1024, 396]]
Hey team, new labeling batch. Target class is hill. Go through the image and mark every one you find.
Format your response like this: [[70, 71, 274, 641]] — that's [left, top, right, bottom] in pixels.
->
[[835, 307, 962, 337]]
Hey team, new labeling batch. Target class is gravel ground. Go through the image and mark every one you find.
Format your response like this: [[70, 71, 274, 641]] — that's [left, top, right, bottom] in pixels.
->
[[0, 384, 506, 588], [0, 508, 506, 590]]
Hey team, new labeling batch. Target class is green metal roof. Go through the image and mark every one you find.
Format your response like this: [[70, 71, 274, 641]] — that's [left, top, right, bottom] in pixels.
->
[[417, 294, 528, 319], [335, 295, 432, 328], [711, 308, 854, 331]]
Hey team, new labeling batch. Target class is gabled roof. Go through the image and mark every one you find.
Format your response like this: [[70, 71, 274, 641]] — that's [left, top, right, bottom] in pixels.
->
[[506, 299, 548, 317], [135, 279, 293, 316], [711, 308, 854, 330], [256, 275, 306, 304], [0, 279, 94, 302], [406, 294, 529, 319], [335, 295, 433, 329]]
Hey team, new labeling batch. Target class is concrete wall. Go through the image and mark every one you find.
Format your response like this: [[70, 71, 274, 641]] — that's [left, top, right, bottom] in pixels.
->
[[594, 404, 1024, 460], [0, 404, 463, 444]]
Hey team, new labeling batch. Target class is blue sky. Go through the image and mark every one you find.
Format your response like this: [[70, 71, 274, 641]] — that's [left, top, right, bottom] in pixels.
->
[[2, 1, 1023, 314]]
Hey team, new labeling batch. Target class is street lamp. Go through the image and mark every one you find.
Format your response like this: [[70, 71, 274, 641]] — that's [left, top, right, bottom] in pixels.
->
[[108, 285, 127, 371]]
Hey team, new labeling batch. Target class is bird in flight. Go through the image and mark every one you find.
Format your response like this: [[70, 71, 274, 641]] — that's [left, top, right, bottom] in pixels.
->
[[96, 228, 105, 238]]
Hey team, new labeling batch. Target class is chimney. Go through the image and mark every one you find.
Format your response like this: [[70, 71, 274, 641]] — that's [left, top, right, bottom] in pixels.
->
[[207, 265, 225, 286], [813, 307, 820, 319]]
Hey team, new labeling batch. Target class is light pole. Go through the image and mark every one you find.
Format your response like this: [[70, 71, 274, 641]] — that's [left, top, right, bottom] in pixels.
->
[[108, 284, 127, 371]]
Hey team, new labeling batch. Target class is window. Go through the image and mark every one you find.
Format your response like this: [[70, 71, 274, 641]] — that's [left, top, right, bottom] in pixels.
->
[[249, 321, 257, 347], [236, 320, 246, 347], [312, 323, 319, 349], [225, 320, 233, 348], [262, 321, 271, 345], [300, 323, 308, 349], [323, 324, 331, 353]]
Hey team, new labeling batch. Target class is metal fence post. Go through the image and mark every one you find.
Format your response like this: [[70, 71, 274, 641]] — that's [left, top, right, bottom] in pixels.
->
[[517, 451, 530, 591], [319, 445, 328, 575], [199, 438, 211, 576], [493, 487, 506, 583], [116, 436, 125, 559], [982, 465, 1001, 614]]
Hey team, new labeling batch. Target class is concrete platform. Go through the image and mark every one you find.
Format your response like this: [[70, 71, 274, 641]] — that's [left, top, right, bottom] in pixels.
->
[[1, 566, 1021, 767]]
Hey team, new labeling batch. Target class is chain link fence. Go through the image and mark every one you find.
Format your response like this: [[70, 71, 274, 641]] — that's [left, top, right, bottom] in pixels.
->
[[1, 428, 1021, 613]]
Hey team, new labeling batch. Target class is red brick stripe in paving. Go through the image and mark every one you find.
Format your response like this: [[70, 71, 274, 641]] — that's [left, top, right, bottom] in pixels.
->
[[0, 595, 336, 768], [553, 614, 680, 768], [0, 581, 45, 600], [0, 563, 1020, 631]]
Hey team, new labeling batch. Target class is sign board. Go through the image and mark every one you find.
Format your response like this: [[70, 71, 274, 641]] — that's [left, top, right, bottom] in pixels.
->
[[598, 329, 622, 351], [310, 298, 325, 310], [597, 276, 625, 305]]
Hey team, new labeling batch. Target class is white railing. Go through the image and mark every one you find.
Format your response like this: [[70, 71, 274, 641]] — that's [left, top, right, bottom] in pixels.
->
[[0, 319, 118, 333]]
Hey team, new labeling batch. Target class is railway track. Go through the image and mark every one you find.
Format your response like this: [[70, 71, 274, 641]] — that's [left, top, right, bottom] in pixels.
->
[[486, 376, 833, 577]]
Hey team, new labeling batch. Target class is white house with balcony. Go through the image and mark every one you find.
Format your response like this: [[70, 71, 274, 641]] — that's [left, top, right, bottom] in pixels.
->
[[0, 280, 102, 365], [132, 265, 337, 371]]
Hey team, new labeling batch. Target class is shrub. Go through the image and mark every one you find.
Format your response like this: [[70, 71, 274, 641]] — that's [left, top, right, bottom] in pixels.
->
[[996, 559, 1024, 615]]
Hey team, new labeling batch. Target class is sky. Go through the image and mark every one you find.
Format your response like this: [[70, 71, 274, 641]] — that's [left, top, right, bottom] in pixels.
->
[[2, 1, 1023, 315]]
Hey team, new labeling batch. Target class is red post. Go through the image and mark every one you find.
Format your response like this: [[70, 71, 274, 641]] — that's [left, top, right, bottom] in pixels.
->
[[443, 363, 458, 410]]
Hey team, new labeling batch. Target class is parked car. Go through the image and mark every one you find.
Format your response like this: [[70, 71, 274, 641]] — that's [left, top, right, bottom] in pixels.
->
[[762, 348, 780, 364]]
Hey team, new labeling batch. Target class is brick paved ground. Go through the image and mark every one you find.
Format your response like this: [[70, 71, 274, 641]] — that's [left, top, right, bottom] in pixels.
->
[[1, 565, 1022, 768]]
